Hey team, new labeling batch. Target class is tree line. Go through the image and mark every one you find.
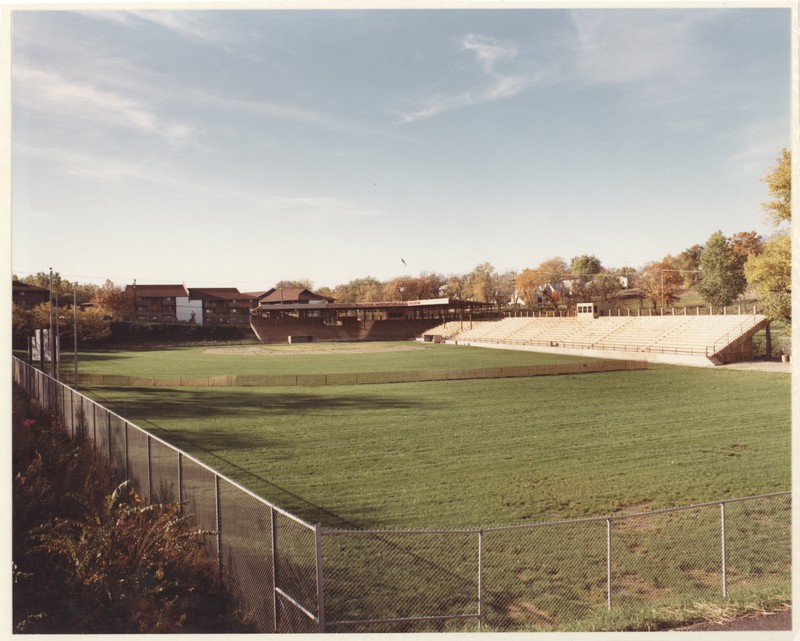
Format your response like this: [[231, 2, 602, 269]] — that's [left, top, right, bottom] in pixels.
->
[[13, 148, 791, 340]]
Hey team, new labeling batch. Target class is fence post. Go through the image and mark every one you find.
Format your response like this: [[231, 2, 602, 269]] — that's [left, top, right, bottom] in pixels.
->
[[146, 435, 153, 503], [315, 523, 326, 633], [177, 452, 184, 515], [215, 475, 223, 581], [93, 403, 97, 444], [720, 503, 728, 598], [606, 518, 613, 611], [271, 507, 279, 633], [124, 422, 130, 480], [107, 412, 112, 466], [478, 529, 484, 630]]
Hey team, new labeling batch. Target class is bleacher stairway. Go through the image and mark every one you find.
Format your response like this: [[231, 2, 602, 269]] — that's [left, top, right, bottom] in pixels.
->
[[422, 314, 768, 367]]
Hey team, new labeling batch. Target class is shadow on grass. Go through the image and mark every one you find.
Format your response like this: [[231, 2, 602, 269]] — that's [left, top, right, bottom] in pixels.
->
[[85, 386, 429, 529], [90, 385, 421, 418]]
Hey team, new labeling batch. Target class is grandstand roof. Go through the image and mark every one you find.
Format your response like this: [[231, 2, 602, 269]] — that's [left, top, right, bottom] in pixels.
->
[[251, 297, 495, 314]]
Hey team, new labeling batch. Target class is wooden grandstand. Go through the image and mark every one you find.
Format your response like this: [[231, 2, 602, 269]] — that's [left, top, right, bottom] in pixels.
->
[[249, 297, 498, 343], [423, 313, 769, 367]]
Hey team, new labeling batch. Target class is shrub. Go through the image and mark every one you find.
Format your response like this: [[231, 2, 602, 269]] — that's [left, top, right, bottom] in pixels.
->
[[96, 321, 252, 346], [12, 387, 254, 633]]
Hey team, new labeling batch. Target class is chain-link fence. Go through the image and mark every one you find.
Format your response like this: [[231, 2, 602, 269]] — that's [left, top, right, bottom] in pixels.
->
[[12, 357, 324, 633], [321, 495, 790, 632], [13, 357, 790, 633]]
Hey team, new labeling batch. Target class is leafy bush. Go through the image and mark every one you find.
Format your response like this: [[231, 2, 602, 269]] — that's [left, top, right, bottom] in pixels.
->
[[12, 387, 254, 633], [101, 321, 252, 346]]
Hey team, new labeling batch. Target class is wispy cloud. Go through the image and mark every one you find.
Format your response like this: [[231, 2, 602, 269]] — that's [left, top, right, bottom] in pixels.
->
[[16, 142, 384, 221], [13, 66, 200, 147], [724, 117, 789, 179], [253, 195, 385, 220], [84, 9, 224, 44], [131, 10, 223, 42], [462, 33, 518, 73], [570, 11, 708, 85], [16, 143, 178, 184], [396, 33, 531, 124]]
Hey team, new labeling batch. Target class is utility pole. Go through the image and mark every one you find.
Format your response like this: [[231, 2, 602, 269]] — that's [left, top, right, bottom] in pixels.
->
[[54, 290, 59, 380], [49, 267, 54, 376], [73, 287, 78, 390]]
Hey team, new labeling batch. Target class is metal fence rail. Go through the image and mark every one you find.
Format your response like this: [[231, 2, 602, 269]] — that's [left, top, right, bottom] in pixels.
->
[[13, 356, 790, 633]]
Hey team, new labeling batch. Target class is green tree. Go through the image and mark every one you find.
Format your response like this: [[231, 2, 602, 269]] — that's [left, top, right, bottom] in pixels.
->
[[590, 270, 622, 303], [569, 255, 602, 280], [14, 303, 111, 344], [745, 149, 791, 323], [761, 148, 791, 226], [443, 273, 468, 300], [466, 262, 498, 303], [696, 231, 747, 308], [674, 245, 703, 287], [745, 233, 791, 323]]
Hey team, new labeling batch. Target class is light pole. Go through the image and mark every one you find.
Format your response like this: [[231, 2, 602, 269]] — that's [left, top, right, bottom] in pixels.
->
[[73, 286, 78, 390], [54, 291, 60, 381], [48, 267, 55, 377]]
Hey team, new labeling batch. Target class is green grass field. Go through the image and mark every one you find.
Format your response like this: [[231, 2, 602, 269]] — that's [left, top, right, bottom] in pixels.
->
[[66, 342, 598, 379], [43, 342, 791, 631], [80, 348, 790, 530]]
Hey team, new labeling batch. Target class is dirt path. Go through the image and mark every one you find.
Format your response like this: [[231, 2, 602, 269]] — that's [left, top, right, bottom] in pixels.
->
[[677, 607, 791, 631]]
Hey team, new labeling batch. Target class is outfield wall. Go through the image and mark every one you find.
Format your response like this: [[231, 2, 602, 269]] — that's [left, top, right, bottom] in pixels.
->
[[74, 359, 646, 388]]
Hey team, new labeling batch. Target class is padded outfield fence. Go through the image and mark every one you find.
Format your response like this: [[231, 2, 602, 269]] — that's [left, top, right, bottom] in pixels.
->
[[71, 358, 646, 388], [13, 357, 790, 633]]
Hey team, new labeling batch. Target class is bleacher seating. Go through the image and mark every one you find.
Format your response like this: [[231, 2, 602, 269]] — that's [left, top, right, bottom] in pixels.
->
[[441, 313, 767, 364], [423, 320, 491, 341]]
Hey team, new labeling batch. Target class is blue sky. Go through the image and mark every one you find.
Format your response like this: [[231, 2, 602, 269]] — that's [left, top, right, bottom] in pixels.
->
[[10, 6, 793, 291]]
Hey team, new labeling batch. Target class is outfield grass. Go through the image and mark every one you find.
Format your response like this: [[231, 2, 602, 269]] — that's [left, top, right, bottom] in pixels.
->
[[52, 341, 791, 632], [65, 342, 599, 379], [84, 364, 790, 531]]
